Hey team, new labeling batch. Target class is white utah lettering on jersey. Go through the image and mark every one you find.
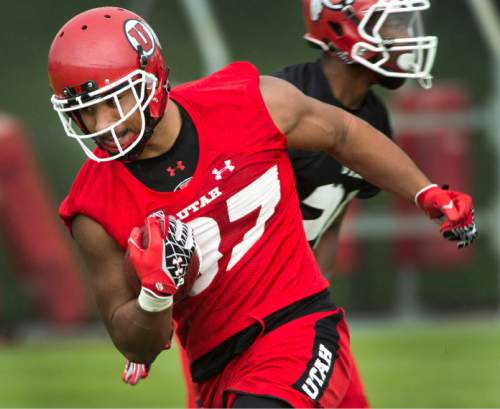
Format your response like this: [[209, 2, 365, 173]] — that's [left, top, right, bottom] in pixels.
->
[[176, 187, 223, 220], [302, 184, 358, 246], [301, 343, 333, 400]]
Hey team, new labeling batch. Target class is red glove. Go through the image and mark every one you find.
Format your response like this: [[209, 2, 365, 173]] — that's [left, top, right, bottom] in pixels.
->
[[121, 339, 171, 386], [127, 214, 197, 312], [122, 360, 150, 386], [416, 184, 477, 248]]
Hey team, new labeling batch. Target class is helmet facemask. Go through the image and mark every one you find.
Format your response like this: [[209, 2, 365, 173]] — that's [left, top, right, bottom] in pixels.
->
[[51, 69, 158, 162], [352, 0, 437, 89]]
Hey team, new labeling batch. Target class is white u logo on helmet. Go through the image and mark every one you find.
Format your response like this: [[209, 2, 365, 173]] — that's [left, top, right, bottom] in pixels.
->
[[310, 0, 355, 21], [125, 19, 160, 57]]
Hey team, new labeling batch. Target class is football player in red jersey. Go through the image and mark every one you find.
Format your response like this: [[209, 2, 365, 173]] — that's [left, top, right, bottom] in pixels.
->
[[271, 1, 438, 406], [48, 7, 476, 408]]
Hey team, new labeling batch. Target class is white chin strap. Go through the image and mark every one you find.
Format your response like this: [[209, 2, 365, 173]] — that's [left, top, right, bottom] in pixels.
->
[[51, 69, 157, 162], [352, 0, 438, 89]]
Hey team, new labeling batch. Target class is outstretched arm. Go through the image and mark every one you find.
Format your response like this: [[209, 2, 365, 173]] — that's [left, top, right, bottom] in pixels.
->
[[260, 75, 430, 201], [260, 75, 476, 247]]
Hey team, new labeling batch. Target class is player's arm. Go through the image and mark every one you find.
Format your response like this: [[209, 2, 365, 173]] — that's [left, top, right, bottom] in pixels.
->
[[261, 75, 429, 201], [260, 75, 477, 247], [72, 214, 173, 364]]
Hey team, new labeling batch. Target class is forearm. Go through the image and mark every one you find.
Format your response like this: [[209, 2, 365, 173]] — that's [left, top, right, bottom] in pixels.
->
[[313, 215, 344, 283], [330, 114, 431, 202], [105, 299, 173, 364]]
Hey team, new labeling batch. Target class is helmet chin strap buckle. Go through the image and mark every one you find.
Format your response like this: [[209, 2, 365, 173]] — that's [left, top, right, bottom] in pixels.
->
[[137, 45, 148, 69]]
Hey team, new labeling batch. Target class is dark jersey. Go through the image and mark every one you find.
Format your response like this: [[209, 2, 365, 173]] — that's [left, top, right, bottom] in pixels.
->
[[273, 61, 393, 248]]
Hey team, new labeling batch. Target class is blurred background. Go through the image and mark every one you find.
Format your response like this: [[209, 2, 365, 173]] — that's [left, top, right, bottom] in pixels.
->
[[1, 0, 500, 407]]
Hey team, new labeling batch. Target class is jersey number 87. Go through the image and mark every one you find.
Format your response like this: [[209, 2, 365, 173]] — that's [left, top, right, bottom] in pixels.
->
[[187, 165, 280, 295]]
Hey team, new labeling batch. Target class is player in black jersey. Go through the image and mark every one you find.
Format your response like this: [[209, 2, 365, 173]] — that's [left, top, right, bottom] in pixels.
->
[[272, 0, 438, 406], [274, 0, 438, 273]]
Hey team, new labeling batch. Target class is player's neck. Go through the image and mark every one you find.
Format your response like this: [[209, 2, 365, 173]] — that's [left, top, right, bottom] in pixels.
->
[[320, 55, 376, 111], [138, 100, 182, 160]]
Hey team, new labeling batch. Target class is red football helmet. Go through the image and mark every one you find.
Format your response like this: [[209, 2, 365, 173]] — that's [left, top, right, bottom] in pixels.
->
[[303, 0, 438, 88], [48, 7, 169, 162]]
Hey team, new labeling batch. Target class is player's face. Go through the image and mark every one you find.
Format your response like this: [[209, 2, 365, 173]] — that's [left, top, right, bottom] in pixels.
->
[[381, 14, 412, 72], [78, 89, 141, 152], [365, 11, 415, 73], [379, 13, 413, 40]]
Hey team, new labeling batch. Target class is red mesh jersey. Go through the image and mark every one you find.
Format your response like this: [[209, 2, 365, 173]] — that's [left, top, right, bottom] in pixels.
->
[[60, 62, 328, 361]]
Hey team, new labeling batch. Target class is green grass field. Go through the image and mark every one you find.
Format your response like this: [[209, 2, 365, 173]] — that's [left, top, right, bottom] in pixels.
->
[[1, 318, 499, 408], [352, 319, 500, 408]]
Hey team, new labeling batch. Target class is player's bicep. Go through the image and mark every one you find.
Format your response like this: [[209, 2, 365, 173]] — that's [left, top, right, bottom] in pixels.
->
[[72, 215, 135, 323], [260, 75, 349, 152]]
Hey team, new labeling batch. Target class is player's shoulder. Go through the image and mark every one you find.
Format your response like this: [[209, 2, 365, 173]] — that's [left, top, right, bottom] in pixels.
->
[[365, 90, 389, 112], [75, 156, 113, 184], [170, 61, 263, 116], [172, 61, 260, 95], [271, 61, 319, 90], [60, 158, 115, 229], [66, 158, 115, 208]]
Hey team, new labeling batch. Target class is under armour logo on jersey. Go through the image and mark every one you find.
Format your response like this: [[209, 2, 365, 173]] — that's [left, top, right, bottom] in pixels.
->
[[212, 160, 235, 180], [167, 161, 186, 177], [310, 0, 355, 21]]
